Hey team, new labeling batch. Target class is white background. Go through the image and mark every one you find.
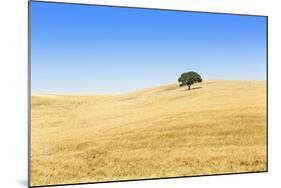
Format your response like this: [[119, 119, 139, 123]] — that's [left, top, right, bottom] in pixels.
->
[[0, 0, 280, 187]]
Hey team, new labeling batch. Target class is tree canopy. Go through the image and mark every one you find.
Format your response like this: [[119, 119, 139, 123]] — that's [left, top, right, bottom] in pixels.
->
[[178, 71, 202, 90]]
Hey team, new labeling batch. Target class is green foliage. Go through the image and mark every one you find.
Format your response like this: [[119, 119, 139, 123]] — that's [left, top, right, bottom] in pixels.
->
[[178, 71, 202, 90]]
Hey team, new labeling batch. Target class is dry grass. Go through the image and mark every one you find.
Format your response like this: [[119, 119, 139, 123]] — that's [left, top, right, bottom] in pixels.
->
[[31, 80, 267, 186]]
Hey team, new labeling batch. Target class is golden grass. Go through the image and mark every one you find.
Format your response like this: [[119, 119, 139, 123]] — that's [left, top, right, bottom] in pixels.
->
[[31, 80, 267, 186]]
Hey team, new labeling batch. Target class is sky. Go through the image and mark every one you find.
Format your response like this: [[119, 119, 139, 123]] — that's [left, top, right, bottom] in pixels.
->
[[30, 1, 267, 93]]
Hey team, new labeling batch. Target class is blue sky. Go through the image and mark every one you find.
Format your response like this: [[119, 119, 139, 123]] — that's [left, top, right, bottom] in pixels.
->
[[31, 1, 267, 93]]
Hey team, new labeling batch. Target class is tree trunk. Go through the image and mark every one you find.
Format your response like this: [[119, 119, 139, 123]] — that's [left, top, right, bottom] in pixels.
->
[[188, 85, 191, 90]]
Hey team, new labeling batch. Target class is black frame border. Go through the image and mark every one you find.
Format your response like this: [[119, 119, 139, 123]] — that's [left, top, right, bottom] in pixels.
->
[[28, 1, 269, 187]]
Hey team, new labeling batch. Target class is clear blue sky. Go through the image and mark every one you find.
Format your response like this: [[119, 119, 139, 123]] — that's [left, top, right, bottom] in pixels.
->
[[30, 1, 267, 93]]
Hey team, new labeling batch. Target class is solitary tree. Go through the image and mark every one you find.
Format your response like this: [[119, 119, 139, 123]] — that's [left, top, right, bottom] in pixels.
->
[[178, 71, 202, 90]]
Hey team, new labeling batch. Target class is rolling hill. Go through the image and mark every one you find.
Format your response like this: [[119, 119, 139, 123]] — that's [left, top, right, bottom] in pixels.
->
[[31, 80, 267, 186]]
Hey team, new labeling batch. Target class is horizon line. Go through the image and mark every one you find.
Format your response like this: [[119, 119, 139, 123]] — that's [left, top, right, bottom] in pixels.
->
[[31, 79, 266, 96]]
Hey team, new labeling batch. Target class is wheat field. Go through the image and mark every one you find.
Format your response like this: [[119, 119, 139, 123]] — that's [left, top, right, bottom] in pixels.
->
[[30, 80, 267, 186]]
